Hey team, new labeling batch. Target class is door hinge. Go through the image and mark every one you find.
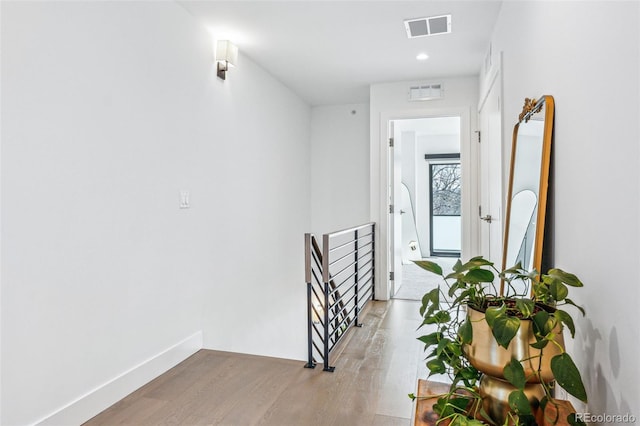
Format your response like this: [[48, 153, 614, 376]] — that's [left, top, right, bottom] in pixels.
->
[[389, 271, 394, 281], [475, 131, 481, 143], [389, 204, 394, 214], [389, 138, 394, 147]]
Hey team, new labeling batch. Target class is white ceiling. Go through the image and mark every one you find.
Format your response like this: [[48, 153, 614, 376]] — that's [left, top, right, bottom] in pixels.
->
[[178, 1, 503, 106]]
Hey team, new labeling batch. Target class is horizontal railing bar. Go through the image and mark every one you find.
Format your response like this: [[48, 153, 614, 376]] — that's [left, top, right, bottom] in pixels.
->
[[311, 306, 324, 328], [312, 322, 323, 338], [311, 270, 323, 290], [324, 222, 375, 241], [334, 292, 356, 316], [327, 245, 374, 273], [334, 306, 356, 332], [328, 270, 357, 296], [311, 285, 323, 303], [328, 263, 373, 298], [327, 233, 374, 255], [354, 267, 372, 285], [358, 281, 373, 301], [328, 247, 360, 268], [329, 317, 356, 352], [328, 250, 373, 282], [329, 280, 358, 304], [312, 340, 323, 356], [354, 255, 374, 274], [326, 260, 357, 283], [329, 276, 372, 308]]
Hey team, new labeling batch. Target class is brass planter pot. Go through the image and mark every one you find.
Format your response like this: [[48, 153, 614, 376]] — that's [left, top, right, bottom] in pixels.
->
[[479, 375, 545, 423], [463, 305, 564, 382], [463, 305, 564, 423]]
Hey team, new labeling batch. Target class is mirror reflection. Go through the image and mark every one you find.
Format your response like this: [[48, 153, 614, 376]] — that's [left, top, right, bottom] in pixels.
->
[[502, 96, 554, 294]]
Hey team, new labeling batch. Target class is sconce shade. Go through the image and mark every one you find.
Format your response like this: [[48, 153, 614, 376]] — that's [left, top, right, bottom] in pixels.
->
[[216, 40, 238, 67], [216, 40, 238, 80]]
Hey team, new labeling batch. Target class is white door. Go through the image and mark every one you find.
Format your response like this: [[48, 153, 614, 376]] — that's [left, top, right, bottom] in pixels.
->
[[478, 73, 503, 266]]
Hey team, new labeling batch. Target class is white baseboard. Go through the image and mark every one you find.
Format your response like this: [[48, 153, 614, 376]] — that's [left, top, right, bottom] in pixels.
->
[[34, 331, 203, 426]]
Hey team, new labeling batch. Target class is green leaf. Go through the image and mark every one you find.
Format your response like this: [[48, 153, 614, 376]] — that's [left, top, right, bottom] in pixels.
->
[[423, 310, 451, 325], [547, 268, 583, 287], [448, 281, 465, 298], [564, 298, 586, 316], [444, 396, 471, 414], [452, 288, 474, 306], [551, 353, 588, 402], [503, 357, 527, 389], [502, 261, 524, 274], [485, 303, 505, 327], [459, 366, 479, 381], [532, 310, 551, 336], [417, 331, 441, 348], [550, 280, 569, 301], [508, 389, 533, 415], [530, 338, 549, 349], [408, 393, 416, 401], [426, 358, 446, 375], [492, 315, 521, 348], [436, 337, 451, 356], [464, 268, 495, 283], [458, 318, 473, 344], [452, 258, 463, 273], [414, 260, 443, 276], [554, 309, 576, 338], [457, 257, 494, 272], [515, 298, 535, 318], [420, 288, 440, 317]]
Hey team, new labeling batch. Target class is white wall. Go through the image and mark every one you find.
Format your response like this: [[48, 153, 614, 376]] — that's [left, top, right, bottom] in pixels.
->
[[1, 2, 311, 425], [491, 0, 640, 416], [370, 77, 479, 299], [310, 103, 370, 235]]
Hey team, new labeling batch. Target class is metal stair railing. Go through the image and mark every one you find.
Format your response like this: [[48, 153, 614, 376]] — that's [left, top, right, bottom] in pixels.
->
[[304, 222, 375, 372]]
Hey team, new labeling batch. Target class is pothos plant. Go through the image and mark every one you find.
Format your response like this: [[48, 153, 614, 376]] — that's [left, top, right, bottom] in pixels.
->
[[408, 256, 588, 426]]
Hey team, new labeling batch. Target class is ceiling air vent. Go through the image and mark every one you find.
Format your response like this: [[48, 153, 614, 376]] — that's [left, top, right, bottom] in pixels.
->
[[408, 83, 443, 101], [404, 15, 452, 38]]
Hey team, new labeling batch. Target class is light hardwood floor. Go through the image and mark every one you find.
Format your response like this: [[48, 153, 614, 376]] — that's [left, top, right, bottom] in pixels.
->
[[84, 299, 428, 426]]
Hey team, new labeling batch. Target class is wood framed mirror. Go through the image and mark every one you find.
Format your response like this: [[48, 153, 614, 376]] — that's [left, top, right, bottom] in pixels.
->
[[501, 96, 554, 294]]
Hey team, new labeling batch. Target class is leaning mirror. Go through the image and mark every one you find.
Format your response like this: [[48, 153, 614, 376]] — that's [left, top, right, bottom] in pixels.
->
[[501, 96, 554, 294]]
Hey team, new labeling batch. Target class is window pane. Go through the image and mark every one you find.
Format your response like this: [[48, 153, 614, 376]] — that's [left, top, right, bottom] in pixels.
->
[[432, 164, 461, 216]]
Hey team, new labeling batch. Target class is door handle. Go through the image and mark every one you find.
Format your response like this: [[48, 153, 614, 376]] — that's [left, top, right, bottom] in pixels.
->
[[480, 215, 492, 223], [400, 210, 406, 215]]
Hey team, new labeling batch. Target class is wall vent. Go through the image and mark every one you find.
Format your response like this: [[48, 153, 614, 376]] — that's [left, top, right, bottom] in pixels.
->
[[408, 83, 444, 101], [404, 15, 451, 38]]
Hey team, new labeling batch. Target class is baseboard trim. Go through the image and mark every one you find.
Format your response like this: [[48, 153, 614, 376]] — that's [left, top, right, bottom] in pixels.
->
[[34, 331, 203, 426]]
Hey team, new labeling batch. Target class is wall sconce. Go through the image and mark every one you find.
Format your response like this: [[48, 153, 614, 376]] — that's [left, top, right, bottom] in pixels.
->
[[216, 40, 238, 80]]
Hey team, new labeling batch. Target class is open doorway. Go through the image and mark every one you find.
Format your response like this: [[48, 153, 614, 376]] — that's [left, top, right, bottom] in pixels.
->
[[390, 116, 463, 300]]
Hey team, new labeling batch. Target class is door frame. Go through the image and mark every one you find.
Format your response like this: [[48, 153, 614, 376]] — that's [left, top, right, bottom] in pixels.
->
[[377, 107, 476, 300]]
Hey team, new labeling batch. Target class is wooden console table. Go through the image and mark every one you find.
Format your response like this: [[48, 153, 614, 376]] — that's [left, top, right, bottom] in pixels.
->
[[414, 380, 577, 426]]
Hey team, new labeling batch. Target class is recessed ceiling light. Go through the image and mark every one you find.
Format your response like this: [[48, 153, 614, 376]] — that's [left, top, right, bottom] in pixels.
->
[[416, 53, 429, 61]]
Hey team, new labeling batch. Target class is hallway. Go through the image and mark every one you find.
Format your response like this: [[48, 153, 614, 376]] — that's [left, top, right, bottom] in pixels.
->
[[84, 300, 428, 426]]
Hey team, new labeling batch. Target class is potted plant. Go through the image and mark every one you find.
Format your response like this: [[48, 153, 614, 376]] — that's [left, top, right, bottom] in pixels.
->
[[409, 256, 587, 425]]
